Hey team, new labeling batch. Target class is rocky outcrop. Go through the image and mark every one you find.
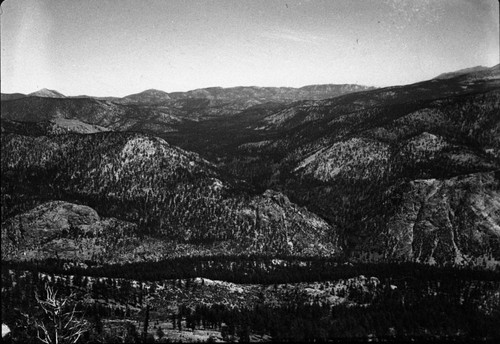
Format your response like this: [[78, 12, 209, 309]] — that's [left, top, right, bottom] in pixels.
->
[[364, 172, 500, 268], [1, 324, 10, 339], [1, 201, 138, 262], [240, 190, 339, 256]]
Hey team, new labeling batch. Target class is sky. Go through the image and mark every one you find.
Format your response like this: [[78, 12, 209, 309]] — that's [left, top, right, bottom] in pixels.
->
[[1, 0, 499, 97]]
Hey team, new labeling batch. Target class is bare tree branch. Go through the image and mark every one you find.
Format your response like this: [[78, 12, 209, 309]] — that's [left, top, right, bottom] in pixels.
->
[[28, 283, 89, 344]]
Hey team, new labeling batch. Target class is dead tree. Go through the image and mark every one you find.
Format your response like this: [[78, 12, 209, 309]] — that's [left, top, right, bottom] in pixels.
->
[[24, 283, 89, 344]]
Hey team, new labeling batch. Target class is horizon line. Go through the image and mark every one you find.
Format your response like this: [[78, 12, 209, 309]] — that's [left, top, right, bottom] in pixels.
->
[[1, 63, 498, 99]]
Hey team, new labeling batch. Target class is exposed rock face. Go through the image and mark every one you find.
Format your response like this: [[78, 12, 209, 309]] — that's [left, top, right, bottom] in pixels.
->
[[1, 201, 137, 262], [17, 201, 100, 230], [1, 201, 99, 246], [1, 324, 10, 338], [240, 190, 339, 256], [365, 172, 500, 268]]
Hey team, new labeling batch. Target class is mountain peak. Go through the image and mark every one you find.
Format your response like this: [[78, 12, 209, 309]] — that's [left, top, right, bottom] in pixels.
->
[[28, 88, 66, 98], [122, 89, 171, 103], [140, 88, 169, 94], [434, 65, 489, 80]]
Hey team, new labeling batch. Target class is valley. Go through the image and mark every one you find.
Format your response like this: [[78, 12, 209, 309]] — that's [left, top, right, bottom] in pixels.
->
[[1, 66, 500, 342]]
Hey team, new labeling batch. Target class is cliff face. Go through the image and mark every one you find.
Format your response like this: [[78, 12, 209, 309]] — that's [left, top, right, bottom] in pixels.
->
[[378, 172, 500, 268]]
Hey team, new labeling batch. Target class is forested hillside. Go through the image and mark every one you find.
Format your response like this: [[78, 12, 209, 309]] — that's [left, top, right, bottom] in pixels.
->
[[159, 66, 500, 268], [1, 132, 339, 262]]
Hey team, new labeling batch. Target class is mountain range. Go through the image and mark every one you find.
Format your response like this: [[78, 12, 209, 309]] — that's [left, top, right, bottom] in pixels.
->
[[1, 64, 499, 270], [2, 83, 374, 102]]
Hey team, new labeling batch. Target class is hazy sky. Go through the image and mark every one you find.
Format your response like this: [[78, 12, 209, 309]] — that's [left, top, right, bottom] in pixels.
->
[[1, 0, 499, 96]]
